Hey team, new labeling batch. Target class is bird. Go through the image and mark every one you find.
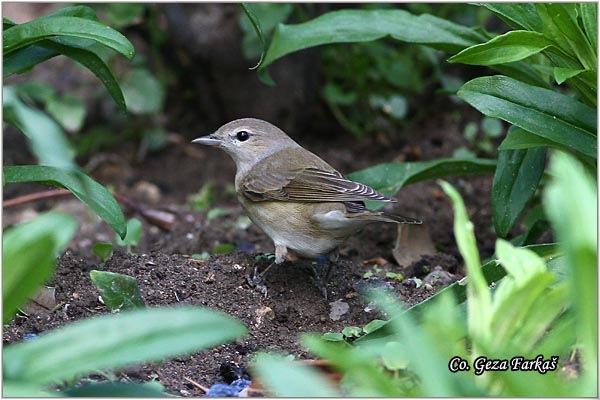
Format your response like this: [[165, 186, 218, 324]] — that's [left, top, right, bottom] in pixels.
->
[[193, 118, 421, 297]]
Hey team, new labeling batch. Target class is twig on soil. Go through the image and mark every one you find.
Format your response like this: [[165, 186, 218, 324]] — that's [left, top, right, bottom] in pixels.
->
[[3, 189, 72, 207], [3, 188, 176, 231], [183, 377, 210, 393]]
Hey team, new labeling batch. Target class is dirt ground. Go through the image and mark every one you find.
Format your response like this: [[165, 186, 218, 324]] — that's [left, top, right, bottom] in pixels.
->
[[2, 4, 507, 396], [3, 96, 502, 396]]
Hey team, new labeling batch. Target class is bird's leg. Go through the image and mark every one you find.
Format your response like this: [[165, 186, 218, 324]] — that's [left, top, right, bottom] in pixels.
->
[[246, 244, 287, 297], [309, 249, 339, 300]]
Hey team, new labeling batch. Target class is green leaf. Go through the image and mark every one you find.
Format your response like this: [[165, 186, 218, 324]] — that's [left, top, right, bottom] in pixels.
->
[[121, 68, 164, 114], [3, 86, 76, 169], [543, 152, 597, 380], [3, 306, 246, 385], [448, 31, 553, 66], [92, 242, 114, 260], [477, 3, 542, 31], [457, 76, 597, 158], [362, 319, 387, 334], [439, 181, 491, 352], [553, 67, 586, 84], [3, 212, 78, 323], [259, 9, 485, 81], [90, 270, 145, 310], [240, 3, 267, 70], [3, 16, 135, 59], [3, 165, 127, 238], [347, 158, 496, 210], [4, 38, 128, 110], [3, 45, 57, 76], [2, 382, 60, 397], [492, 148, 546, 237], [579, 3, 597, 50], [253, 353, 340, 397], [498, 126, 559, 151], [115, 218, 142, 249]]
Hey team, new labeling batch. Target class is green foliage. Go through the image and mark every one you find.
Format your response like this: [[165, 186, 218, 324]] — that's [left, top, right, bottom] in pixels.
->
[[4, 165, 127, 239], [115, 218, 143, 252], [252, 353, 340, 397], [3, 5, 134, 109], [347, 157, 496, 210], [252, 3, 597, 240], [3, 86, 76, 170], [90, 270, 145, 311], [3, 307, 247, 396], [3, 213, 78, 324], [253, 164, 596, 396]]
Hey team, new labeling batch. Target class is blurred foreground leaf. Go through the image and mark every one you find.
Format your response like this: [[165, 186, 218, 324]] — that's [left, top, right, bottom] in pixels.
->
[[3, 306, 247, 386], [3, 212, 78, 323]]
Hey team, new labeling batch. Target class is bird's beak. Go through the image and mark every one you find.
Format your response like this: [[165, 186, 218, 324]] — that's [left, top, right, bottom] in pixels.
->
[[192, 135, 222, 146]]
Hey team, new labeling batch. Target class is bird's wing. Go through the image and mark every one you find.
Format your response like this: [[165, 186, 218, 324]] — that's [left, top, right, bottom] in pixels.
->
[[242, 166, 395, 203]]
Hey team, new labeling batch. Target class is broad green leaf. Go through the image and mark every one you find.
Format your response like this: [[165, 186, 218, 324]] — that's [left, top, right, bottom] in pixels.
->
[[3, 212, 78, 323], [449, 31, 553, 66], [40, 38, 128, 110], [259, 9, 485, 81], [4, 36, 129, 110], [498, 126, 564, 151], [63, 381, 170, 397], [457, 76, 597, 158], [253, 353, 340, 397], [3, 165, 127, 238], [3, 86, 76, 169], [543, 152, 597, 380], [579, 3, 598, 51], [90, 270, 145, 310], [553, 67, 586, 84], [3, 306, 246, 385], [348, 158, 496, 210], [492, 148, 546, 237], [3, 16, 135, 59], [439, 181, 491, 353], [3, 45, 57, 77], [477, 3, 542, 31]]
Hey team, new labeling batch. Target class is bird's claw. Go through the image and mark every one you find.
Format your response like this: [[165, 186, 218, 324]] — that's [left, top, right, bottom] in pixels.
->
[[245, 267, 268, 297]]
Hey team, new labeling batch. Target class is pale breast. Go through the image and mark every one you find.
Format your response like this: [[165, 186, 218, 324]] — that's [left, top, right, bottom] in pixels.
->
[[238, 196, 364, 258]]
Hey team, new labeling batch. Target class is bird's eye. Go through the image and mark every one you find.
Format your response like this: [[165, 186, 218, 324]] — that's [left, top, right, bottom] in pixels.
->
[[236, 130, 250, 142]]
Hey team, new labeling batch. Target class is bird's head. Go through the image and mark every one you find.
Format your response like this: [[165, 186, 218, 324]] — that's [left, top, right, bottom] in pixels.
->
[[192, 118, 299, 171]]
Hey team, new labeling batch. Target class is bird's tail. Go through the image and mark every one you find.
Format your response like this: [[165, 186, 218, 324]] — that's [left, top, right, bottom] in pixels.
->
[[347, 211, 422, 224]]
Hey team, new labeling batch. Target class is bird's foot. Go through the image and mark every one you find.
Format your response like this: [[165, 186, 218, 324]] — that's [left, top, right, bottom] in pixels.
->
[[245, 272, 268, 297], [245, 262, 276, 297], [309, 261, 335, 300]]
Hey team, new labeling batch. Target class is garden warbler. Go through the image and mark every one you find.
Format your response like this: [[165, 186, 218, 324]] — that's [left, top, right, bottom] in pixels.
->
[[193, 118, 421, 294]]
